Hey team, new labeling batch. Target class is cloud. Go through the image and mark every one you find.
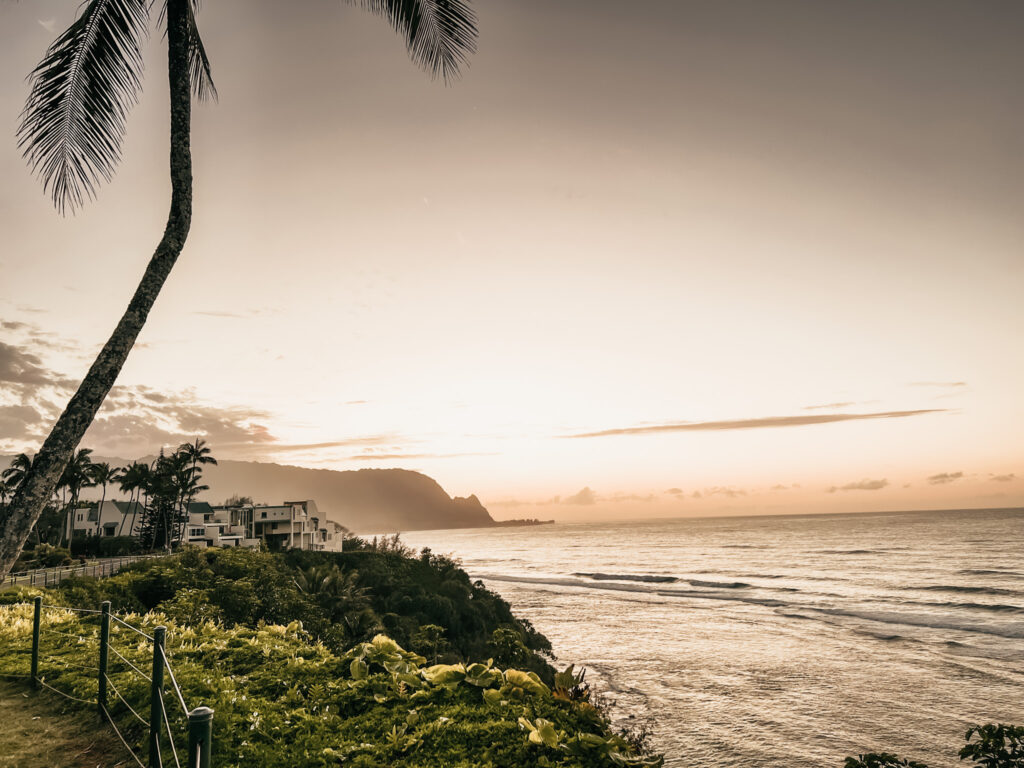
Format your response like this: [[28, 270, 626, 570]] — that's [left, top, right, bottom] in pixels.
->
[[255, 436, 397, 452], [192, 308, 275, 320], [193, 310, 248, 319], [0, 327, 394, 461], [803, 402, 855, 411], [927, 471, 963, 485], [0, 336, 437, 464], [910, 381, 967, 388], [349, 451, 495, 461], [605, 492, 656, 503], [664, 487, 683, 495], [38, 18, 57, 34], [0, 334, 83, 451], [564, 487, 597, 505], [0, 341, 53, 386], [562, 409, 946, 439], [79, 391, 277, 458], [827, 478, 889, 493], [990, 474, 1017, 483], [0, 405, 46, 439], [488, 498, 534, 508], [703, 486, 746, 498]]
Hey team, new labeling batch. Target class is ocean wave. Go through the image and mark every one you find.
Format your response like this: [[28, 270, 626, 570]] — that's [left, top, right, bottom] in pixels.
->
[[686, 579, 750, 589], [958, 569, 1024, 578], [910, 601, 1024, 614], [570, 572, 752, 589], [814, 607, 1024, 639], [815, 549, 881, 555], [575, 572, 679, 584], [915, 585, 1021, 596], [736, 573, 786, 579], [476, 573, 785, 605], [477, 573, 1024, 640]]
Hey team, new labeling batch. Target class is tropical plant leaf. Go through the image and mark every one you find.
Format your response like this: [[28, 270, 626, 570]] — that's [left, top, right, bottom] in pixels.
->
[[351, 0, 478, 81], [185, 1, 217, 101], [18, 0, 150, 213], [158, 0, 217, 101]]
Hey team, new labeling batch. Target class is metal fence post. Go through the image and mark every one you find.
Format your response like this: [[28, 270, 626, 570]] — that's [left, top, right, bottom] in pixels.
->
[[149, 626, 166, 768], [98, 601, 111, 718], [187, 706, 214, 768], [30, 596, 41, 689]]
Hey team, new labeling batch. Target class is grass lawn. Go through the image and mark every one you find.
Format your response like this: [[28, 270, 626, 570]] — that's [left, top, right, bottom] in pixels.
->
[[0, 679, 130, 768]]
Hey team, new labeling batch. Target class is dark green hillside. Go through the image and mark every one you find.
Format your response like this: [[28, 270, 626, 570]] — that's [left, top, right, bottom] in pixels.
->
[[49, 541, 553, 681]]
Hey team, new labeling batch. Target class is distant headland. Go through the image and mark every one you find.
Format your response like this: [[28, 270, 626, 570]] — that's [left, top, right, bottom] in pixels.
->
[[491, 518, 556, 527]]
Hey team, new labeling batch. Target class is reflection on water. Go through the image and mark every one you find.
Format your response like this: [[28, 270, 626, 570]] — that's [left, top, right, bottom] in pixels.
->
[[402, 508, 1024, 768]]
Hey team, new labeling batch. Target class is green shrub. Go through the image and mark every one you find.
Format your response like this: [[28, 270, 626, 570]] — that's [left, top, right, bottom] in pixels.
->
[[846, 724, 1024, 768], [0, 602, 663, 768], [69, 536, 141, 558], [23, 544, 73, 568], [48, 547, 554, 679], [960, 725, 1024, 768]]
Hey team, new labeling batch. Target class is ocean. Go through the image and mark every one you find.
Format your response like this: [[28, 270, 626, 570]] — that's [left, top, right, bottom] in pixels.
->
[[401, 508, 1024, 768]]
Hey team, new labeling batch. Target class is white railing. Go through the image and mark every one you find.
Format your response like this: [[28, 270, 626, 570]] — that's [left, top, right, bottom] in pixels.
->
[[0, 554, 163, 589]]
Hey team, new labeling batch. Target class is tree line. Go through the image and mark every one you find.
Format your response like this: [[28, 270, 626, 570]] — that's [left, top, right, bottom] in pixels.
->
[[0, 439, 216, 555]]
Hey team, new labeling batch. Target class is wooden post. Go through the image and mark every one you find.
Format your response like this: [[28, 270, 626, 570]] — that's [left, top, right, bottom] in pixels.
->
[[187, 706, 214, 768], [98, 601, 111, 717], [30, 596, 41, 688], [148, 626, 166, 768]]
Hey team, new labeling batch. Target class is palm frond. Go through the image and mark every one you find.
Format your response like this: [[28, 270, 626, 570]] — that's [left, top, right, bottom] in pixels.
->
[[17, 0, 150, 213], [353, 0, 478, 82], [186, 1, 217, 102], [159, 0, 217, 101]]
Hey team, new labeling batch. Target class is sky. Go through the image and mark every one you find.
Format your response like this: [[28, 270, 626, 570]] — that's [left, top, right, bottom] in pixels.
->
[[1, 0, 1022, 521]]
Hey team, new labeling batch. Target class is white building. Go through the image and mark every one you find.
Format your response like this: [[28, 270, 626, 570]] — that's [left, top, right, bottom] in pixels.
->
[[72, 498, 344, 551], [181, 502, 259, 549], [71, 500, 145, 538]]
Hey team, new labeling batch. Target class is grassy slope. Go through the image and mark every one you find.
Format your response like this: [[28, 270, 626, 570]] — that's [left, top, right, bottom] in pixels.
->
[[0, 601, 661, 768], [0, 680, 130, 768], [0, 548, 661, 767]]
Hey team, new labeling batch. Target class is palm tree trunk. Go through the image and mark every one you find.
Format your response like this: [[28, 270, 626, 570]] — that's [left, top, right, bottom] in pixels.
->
[[95, 484, 107, 538], [0, 0, 193, 579], [116, 488, 132, 537]]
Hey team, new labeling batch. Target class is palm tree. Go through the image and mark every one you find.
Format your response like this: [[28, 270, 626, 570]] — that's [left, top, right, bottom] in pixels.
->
[[181, 438, 216, 477], [1, 454, 34, 494], [177, 438, 215, 539], [293, 564, 370, 621], [116, 460, 150, 536], [57, 448, 95, 546], [89, 462, 123, 537], [0, 0, 478, 578]]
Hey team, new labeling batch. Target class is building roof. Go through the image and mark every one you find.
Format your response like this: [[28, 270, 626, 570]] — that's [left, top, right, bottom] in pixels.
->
[[112, 500, 145, 516]]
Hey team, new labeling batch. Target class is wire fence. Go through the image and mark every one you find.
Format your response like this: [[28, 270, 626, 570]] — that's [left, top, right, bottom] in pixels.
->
[[2, 597, 213, 768], [0, 555, 164, 589]]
